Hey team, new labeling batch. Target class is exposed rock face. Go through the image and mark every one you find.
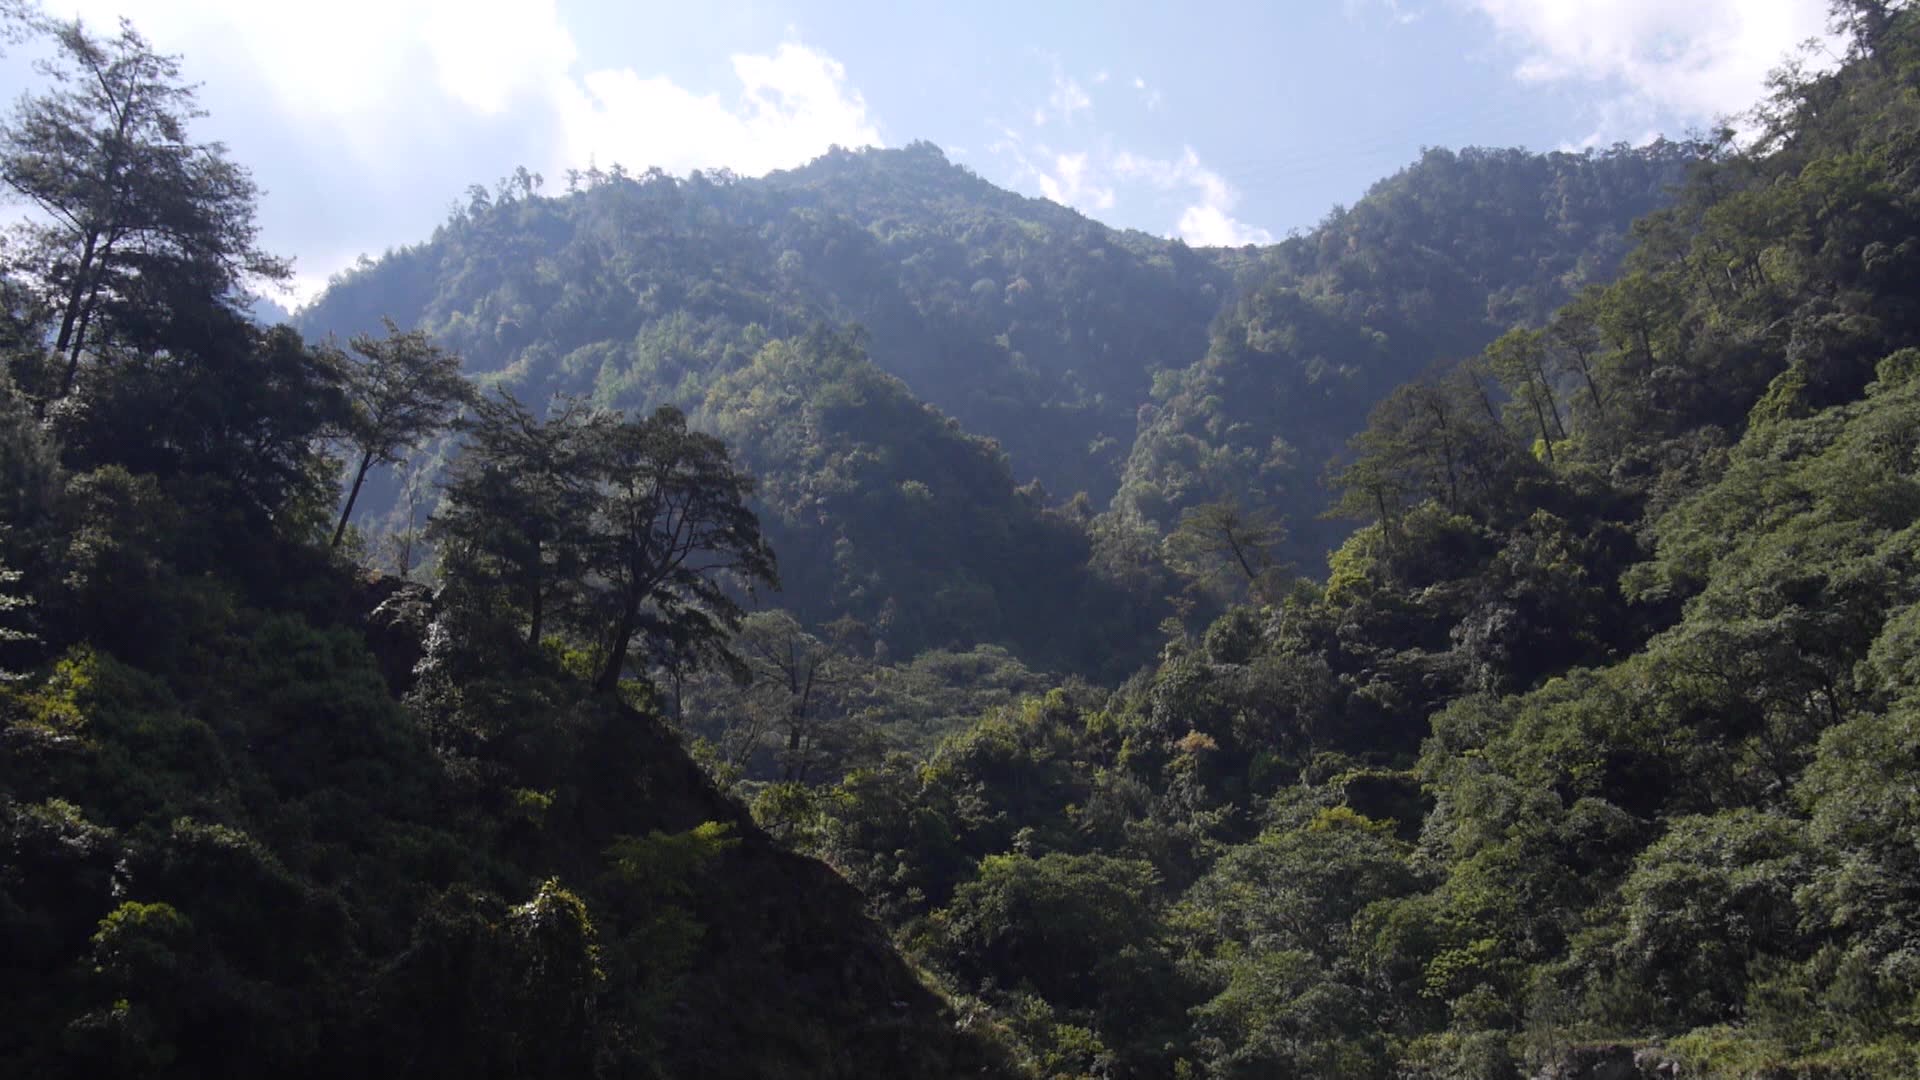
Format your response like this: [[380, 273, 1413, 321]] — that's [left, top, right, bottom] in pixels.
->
[[354, 573, 435, 695]]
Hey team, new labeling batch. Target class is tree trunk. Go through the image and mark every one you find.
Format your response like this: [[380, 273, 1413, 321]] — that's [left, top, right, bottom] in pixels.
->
[[331, 451, 375, 549], [1425, 402, 1459, 511], [1529, 357, 1567, 439], [526, 543, 544, 648], [1573, 350, 1606, 416], [1527, 390, 1557, 466], [52, 230, 99, 369], [62, 278, 105, 397], [784, 720, 805, 783], [1226, 532, 1261, 585], [595, 587, 641, 693]]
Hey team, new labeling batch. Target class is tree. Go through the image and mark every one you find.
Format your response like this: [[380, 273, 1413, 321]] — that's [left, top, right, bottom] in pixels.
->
[[330, 319, 470, 548], [432, 401, 776, 685], [586, 407, 777, 693], [431, 391, 607, 648], [734, 610, 859, 782], [1829, 0, 1899, 58], [1181, 810, 1418, 964], [1163, 499, 1289, 604], [55, 320, 348, 550], [1330, 363, 1524, 535], [1594, 270, 1675, 379], [1599, 810, 1813, 1029], [932, 852, 1169, 1014], [0, 15, 288, 407], [1547, 292, 1608, 419], [1485, 327, 1565, 464]]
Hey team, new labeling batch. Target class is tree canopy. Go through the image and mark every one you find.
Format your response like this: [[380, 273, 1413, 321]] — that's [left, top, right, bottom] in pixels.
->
[[0, 14, 286, 407], [11, 3, 1920, 1078]]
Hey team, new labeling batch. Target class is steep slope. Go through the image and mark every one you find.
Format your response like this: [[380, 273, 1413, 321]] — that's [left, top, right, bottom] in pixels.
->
[[1109, 143, 1702, 568], [0, 514, 1013, 1078], [298, 140, 1692, 669], [298, 142, 1230, 507], [785, 10, 1920, 1076], [297, 139, 1689, 520], [696, 326, 1152, 674]]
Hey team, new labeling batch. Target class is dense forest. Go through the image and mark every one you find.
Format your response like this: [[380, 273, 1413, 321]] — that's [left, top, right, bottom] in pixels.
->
[[5, 1, 1920, 1078], [298, 125, 1698, 672]]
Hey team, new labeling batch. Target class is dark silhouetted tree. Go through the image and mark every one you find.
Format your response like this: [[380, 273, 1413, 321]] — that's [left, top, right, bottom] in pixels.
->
[[330, 319, 470, 548]]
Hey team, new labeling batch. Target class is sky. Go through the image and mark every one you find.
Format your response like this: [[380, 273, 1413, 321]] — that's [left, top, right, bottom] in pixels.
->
[[3, 0, 1845, 305]]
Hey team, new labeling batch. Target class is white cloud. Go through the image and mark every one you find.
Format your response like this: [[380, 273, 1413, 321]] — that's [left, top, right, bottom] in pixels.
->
[[61, 0, 574, 120], [993, 66, 1267, 245], [1130, 75, 1164, 111], [1177, 204, 1272, 247], [1035, 151, 1116, 212], [1114, 147, 1273, 246], [426, 0, 578, 115], [1035, 70, 1093, 127], [286, 270, 335, 308], [1467, 0, 1839, 137], [554, 42, 881, 178], [57, 0, 880, 178], [43, 1, 883, 303]]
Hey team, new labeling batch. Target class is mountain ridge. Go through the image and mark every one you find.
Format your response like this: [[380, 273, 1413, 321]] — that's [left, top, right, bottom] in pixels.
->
[[297, 136, 1698, 672]]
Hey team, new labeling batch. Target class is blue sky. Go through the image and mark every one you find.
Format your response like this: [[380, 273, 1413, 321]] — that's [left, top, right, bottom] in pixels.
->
[[13, 0, 1840, 303]]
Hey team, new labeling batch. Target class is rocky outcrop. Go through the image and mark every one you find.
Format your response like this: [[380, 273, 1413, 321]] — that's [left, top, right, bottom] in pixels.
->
[[353, 572, 435, 696]]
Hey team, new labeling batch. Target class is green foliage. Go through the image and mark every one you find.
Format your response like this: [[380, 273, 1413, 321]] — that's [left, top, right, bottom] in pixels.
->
[[1177, 807, 1418, 963], [1188, 947, 1387, 1079], [0, 27, 1003, 1077], [1589, 811, 1817, 1031], [698, 326, 1150, 674], [791, 13, 1920, 1077], [329, 318, 472, 546], [0, 13, 288, 406], [1111, 142, 1697, 573], [935, 851, 1163, 1005], [1162, 499, 1290, 605], [931, 851, 1188, 1073], [17, 4, 1920, 1077], [300, 135, 1695, 676], [432, 395, 777, 694]]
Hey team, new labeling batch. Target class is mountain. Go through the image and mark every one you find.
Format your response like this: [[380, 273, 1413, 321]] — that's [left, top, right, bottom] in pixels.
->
[[1107, 143, 1701, 567], [298, 142, 1230, 508], [15, 6, 1920, 1078], [786, 9, 1920, 1076], [298, 138, 1696, 672]]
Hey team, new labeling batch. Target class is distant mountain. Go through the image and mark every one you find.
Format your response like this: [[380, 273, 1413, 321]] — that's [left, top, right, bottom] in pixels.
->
[[245, 292, 294, 327], [1109, 143, 1702, 567], [298, 139, 1697, 669], [298, 142, 1233, 506], [15, 7, 1920, 1076]]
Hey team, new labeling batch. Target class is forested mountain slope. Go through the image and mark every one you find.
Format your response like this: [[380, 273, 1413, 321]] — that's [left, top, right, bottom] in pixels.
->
[[0, 12, 1011, 1077], [299, 136, 1694, 671], [1107, 143, 1699, 568], [11, 2, 1920, 1078], [298, 141, 1231, 507], [762, 6, 1920, 1076]]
